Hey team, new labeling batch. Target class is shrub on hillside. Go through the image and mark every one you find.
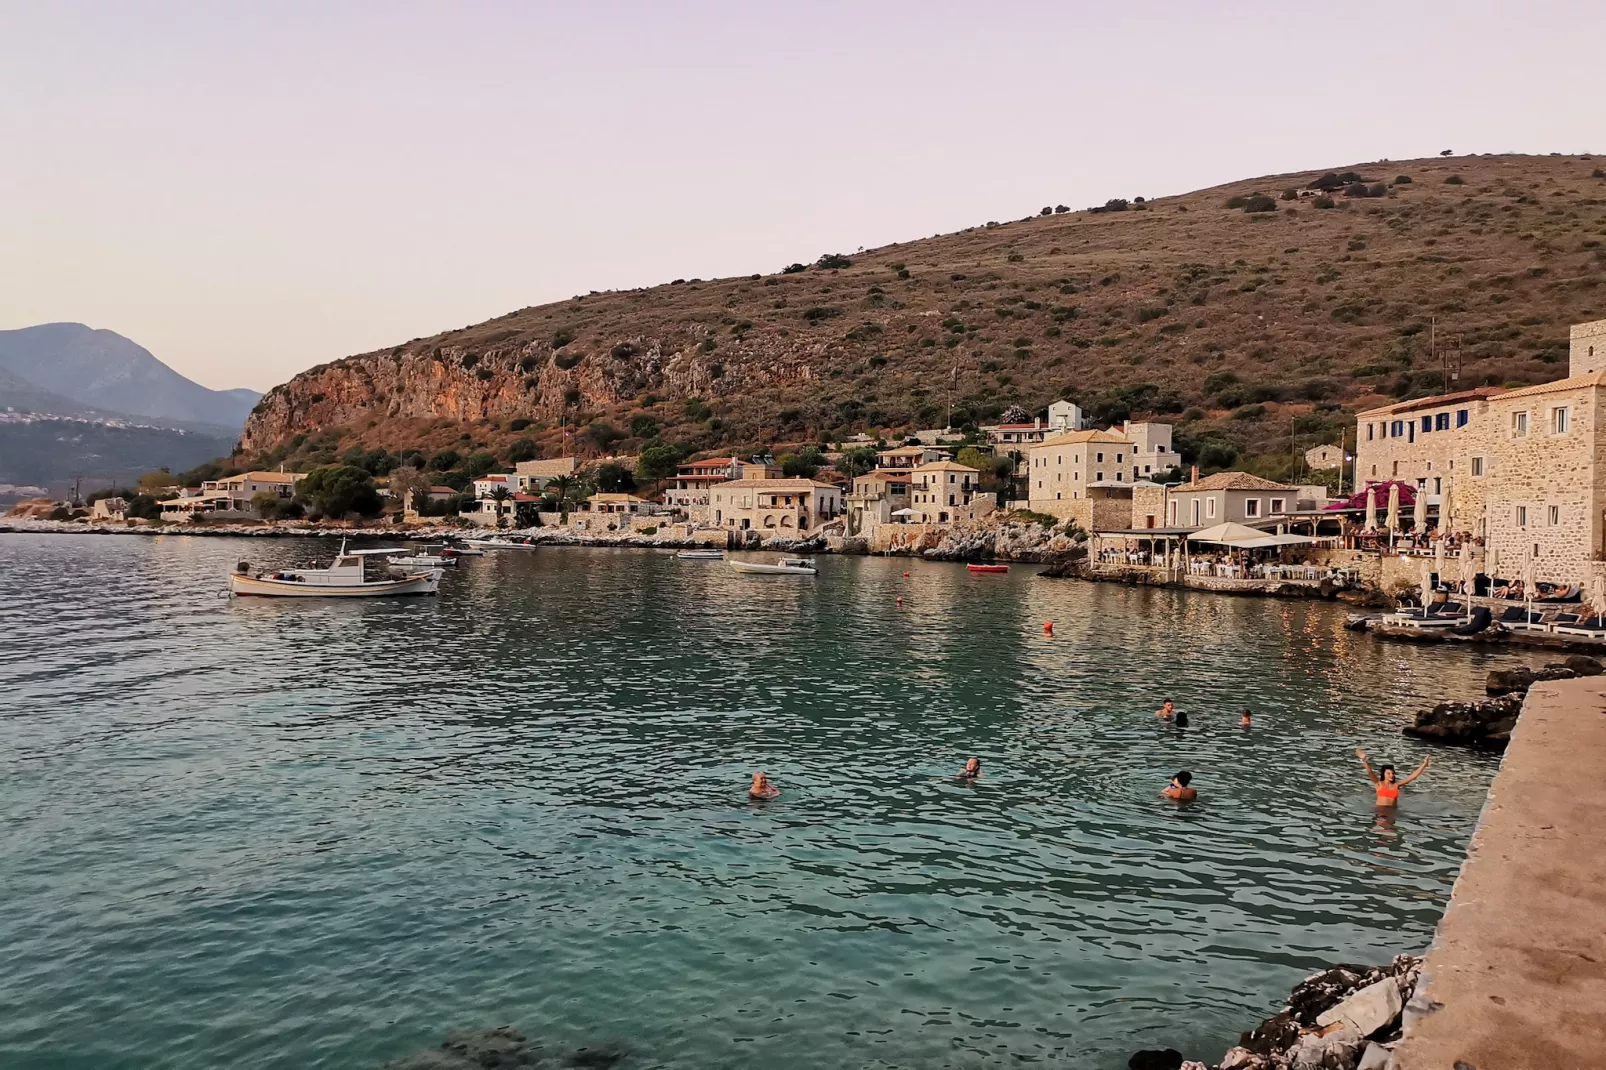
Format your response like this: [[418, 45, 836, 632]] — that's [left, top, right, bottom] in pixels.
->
[[554, 352, 584, 370], [782, 263, 806, 274], [1225, 195, 1249, 209], [610, 342, 637, 359], [552, 328, 576, 349], [1280, 188, 1299, 201], [1394, 174, 1413, 184], [1313, 195, 1336, 209], [817, 253, 854, 269], [509, 418, 531, 432], [1445, 175, 1465, 185], [802, 306, 843, 323], [508, 438, 539, 463], [460, 353, 480, 369], [1243, 194, 1278, 213]]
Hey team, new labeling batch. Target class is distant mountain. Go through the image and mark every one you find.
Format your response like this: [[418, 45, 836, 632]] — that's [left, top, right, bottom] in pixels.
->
[[0, 419, 235, 495], [0, 323, 261, 430], [0, 367, 112, 420]]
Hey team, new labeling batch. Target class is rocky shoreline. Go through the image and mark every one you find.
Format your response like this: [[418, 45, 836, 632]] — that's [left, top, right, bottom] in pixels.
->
[[1402, 654, 1601, 748], [1131, 955, 1423, 1070]]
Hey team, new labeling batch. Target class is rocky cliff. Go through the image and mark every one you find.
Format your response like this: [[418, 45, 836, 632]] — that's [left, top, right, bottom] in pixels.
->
[[241, 153, 1606, 470]]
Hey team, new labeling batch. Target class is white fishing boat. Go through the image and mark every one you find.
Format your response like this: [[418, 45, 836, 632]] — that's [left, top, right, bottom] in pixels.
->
[[439, 543, 484, 557], [387, 551, 457, 568], [676, 549, 726, 560], [462, 536, 539, 551], [228, 542, 444, 597], [729, 557, 817, 576]]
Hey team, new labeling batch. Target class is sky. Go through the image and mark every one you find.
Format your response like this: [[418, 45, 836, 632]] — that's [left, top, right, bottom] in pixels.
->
[[3, 1, 1603, 393]]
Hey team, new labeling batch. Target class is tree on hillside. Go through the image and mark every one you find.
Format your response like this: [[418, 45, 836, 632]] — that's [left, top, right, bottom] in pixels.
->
[[836, 447, 878, 478], [954, 447, 989, 472], [427, 449, 460, 471], [136, 469, 175, 493], [508, 438, 539, 463], [388, 465, 432, 513], [636, 443, 683, 491], [461, 452, 499, 479], [296, 465, 383, 519], [594, 462, 636, 494], [780, 446, 823, 479]]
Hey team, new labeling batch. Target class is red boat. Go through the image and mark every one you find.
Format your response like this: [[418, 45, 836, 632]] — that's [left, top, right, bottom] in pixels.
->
[[967, 564, 1009, 573]]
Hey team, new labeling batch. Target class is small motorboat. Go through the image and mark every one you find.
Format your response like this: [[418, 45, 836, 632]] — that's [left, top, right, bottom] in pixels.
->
[[463, 536, 538, 551], [730, 557, 818, 576], [967, 563, 1010, 574], [438, 543, 484, 557], [229, 541, 443, 598], [677, 549, 726, 560], [386, 549, 458, 568]]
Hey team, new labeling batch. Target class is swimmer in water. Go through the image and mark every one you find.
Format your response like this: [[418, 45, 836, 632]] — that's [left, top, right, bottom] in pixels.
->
[[1160, 770, 1197, 801], [748, 772, 780, 800], [1155, 699, 1176, 722], [1356, 749, 1429, 807], [958, 756, 982, 780], [1240, 709, 1252, 728]]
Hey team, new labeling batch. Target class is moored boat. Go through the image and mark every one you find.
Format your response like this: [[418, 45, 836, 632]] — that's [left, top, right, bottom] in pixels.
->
[[677, 549, 726, 560], [730, 557, 817, 576], [228, 542, 443, 597], [967, 563, 1009, 573], [463, 536, 538, 551]]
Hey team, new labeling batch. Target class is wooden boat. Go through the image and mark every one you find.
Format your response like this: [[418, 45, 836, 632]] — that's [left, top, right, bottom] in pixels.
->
[[730, 557, 817, 576], [228, 542, 443, 597], [967, 563, 1009, 573], [677, 549, 726, 560]]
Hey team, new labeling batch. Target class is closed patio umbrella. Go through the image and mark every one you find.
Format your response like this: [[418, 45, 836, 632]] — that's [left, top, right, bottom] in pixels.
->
[[1440, 477, 1454, 534], [1420, 558, 1434, 611], [1434, 536, 1446, 585], [1524, 548, 1537, 619], [1592, 574, 1606, 621], [1386, 483, 1401, 532], [1364, 487, 1378, 532], [1413, 485, 1427, 533], [1458, 543, 1473, 593]]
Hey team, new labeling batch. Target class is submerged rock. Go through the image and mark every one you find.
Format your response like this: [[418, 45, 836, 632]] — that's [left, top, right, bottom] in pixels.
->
[[1128, 1050, 1184, 1070], [383, 1026, 539, 1069]]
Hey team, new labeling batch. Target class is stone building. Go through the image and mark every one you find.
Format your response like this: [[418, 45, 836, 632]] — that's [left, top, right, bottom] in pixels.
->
[[1350, 317, 1606, 585], [707, 478, 843, 534], [1165, 472, 1303, 528], [909, 460, 981, 523], [1303, 444, 1345, 471]]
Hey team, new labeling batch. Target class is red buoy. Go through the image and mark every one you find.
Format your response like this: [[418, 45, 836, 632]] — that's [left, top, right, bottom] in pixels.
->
[[1043, 621, 1055, 635]]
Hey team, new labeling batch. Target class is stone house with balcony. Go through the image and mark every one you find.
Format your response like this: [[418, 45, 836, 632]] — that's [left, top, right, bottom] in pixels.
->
[[845, 469, 913, 537], [707, 478, 843, 534], [909, 460, 984, 523], [1164, 472, 1303, 528]]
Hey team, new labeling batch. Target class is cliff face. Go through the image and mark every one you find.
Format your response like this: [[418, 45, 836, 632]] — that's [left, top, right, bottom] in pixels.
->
[[241, 153, 1606, 467], [241, 332, 817, 454]]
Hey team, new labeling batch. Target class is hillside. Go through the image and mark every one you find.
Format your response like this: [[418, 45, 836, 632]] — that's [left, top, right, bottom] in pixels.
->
[[240, 154, 1606, 477], [0, 323, 260, 430], [0, 419, 235, 496]]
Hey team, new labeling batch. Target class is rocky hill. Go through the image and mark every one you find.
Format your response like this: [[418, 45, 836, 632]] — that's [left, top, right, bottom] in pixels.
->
[[241, 154, 1606, 476]]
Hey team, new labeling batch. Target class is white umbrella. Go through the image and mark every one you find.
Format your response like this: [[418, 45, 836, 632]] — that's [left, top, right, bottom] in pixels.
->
[[1440, 477, 1454, 534], [1591, 575, 1606, 622], [1434, 537, 1446, 586], [1413, 485, 1427, 533], [1523, 547, 1536, 620], [1364, 487, 1378, 532], [1420, 558, 1434, 611], [1458, 543, 1473, 592], [1488, 542, 1501, 586], [1386, 483, 1401, 532]]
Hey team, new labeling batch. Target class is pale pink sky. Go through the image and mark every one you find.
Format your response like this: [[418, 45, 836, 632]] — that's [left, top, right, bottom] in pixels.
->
[[3, 1, 1602, 391]]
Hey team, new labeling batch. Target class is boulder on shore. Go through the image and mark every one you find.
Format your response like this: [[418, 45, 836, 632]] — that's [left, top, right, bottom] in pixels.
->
[[1403, 693, 1523, 747], [1486, 655, 1603, 695]]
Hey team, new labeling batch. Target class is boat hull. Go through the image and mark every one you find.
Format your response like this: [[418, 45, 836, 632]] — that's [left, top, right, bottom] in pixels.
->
[[677, 550, 725, 560], [730, 561, 817, 576], [967, 564, 1009, 573], [229, 571, 442, 597]]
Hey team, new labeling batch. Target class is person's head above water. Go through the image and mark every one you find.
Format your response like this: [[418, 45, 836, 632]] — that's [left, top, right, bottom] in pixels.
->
[[1240, 709, 1252, 723], [1379, 764, 1397, 783], [1174, 711, 1189, 728], [1172, 770, 1192, 787], [962, 756, 981, 775]]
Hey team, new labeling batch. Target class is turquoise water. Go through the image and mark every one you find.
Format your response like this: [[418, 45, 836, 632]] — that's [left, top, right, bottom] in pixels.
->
[[0, 535, 1525, 1069]]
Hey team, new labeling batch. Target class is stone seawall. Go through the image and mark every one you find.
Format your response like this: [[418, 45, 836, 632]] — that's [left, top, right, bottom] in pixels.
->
[[1392, 677, 1606, 1070]]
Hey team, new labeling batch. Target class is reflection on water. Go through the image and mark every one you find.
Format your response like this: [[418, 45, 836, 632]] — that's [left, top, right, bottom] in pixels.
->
[[0, 536, 1533, 1070]]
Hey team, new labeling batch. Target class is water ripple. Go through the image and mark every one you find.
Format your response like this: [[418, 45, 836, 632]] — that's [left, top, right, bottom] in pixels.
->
[[0, 535, 1531, 1069]]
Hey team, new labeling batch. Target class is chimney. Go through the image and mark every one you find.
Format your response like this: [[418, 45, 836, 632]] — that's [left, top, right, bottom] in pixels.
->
[[1190, 465, 1199, 484]]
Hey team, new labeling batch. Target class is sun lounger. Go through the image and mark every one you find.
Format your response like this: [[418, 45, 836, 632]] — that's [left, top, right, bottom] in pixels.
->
[[1553, 616, 1606, 636], [1497, 607, 1543, 626]]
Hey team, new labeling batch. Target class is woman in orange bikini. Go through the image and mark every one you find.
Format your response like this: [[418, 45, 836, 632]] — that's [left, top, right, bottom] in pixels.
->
[[1356, 749, 1430, 806]]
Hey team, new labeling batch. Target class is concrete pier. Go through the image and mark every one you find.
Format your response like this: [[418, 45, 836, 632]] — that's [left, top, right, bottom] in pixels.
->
[[1393, 677, 1606, 1070]]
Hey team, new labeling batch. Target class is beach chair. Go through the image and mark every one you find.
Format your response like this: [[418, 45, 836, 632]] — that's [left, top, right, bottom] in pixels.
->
[[1553, 615, 1606, 636], [1496, 606, 1543, 627]]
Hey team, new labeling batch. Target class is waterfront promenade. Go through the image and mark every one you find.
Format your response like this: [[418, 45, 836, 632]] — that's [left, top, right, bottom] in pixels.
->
[[1394, 677, 1606, 1070]]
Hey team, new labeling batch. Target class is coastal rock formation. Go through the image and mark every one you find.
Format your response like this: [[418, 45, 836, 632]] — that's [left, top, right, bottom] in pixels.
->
[[5, 497, 59, 518], [1485, 655, 1603, 695], [1176, 956, 1421, 1070], [1402, 694, 1523, 747]]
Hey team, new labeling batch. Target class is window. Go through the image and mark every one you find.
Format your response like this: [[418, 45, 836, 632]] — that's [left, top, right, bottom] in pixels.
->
[[1435, 412, 1450, 431], [1096, 472, 1104, 482], [1552, 406, 1570, 434], [1548, 505, 1560, 526], [1096, 452, 1104, 462], [1206, 498, 1217, 519], [1433, 477, 1441, 494], [1456, 409, 1469, 427], [1367, 423, 1375, 441], [1513, 411, 1528, 437], [1391, 420, 1404, 437], [1422, 415, 1433, 433], [1116, 453, 1123, 463], [1392, 461, 1399, 476], [1471, 456, 1484, 477], [1516, 505, 1528, 528], [1244, 498, 1261, 518]]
